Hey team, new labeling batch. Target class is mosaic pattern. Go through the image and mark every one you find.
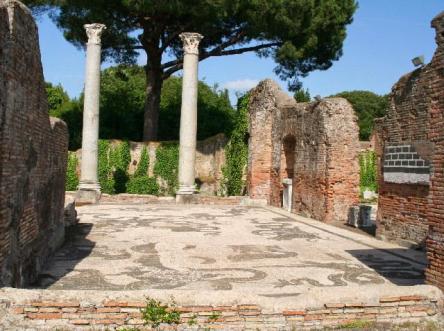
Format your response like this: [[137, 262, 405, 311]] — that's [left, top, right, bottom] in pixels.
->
[[36, 205, 426, 296]]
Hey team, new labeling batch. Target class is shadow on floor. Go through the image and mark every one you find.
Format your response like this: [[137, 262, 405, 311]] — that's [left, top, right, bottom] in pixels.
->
[[346, 248, 426, 286], [332, 220, 377, 237], [32, 223, 95, 289]]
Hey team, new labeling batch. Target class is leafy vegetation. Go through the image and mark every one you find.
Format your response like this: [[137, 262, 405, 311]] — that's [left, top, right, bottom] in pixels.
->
[[154, 143, 180, 195], [333, 90, 389, 140], [294, 87, 311, 102], [159, 76, 235, 141], [46, 82, 69, 112], [26, 0, 357, 140], [141, 297, 181, 328], [65, 152, 79, 191], [46, 83, 83, 150], [221, 94, 249, 196], [48, 65, 234, 149], [67, 140, 180, 196], [360, 150, 377, 194], [207, 311, 222, 322], [126, 146, 159, 195], [133, 146, 149, 178], [126, 176, 159, 195], [334, 319, 375, 329], [97, 140, 132, 194]]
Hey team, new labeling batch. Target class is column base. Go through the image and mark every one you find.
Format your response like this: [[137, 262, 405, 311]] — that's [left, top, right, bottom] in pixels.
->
[[76, 181, 101, 205], [176, 185, 196, 204]]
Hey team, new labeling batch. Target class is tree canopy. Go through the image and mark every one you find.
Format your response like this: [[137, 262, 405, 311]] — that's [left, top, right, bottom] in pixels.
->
[[25, 0, 357, 140], [333, 90, 389, 141], [294, 87, 311, 102], [47, 65, 235, 150]]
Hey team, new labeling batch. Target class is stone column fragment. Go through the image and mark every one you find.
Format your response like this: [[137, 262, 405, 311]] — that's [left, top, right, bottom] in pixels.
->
[[176, 32, 203, 202], [77, 23, 106, 204]]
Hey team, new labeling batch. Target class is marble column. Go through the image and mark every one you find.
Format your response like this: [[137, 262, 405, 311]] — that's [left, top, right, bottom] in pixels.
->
[[176, 32, 203, 202], [77, 23, 106, 204]]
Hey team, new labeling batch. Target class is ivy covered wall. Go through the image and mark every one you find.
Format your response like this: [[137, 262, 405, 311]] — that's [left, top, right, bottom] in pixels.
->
[[66, 136, 228, 196]]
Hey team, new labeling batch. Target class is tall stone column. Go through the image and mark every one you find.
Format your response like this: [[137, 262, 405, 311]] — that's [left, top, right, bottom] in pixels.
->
[[176, 32, 203, 203], [76, 23, 106, 204]]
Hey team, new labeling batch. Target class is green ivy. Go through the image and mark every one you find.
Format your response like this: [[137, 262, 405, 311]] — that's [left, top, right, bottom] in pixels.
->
[[126, 176, 159, 195], [360, 150, 377, 193], [126, 145, 159, 195], [221, 94, 249, 196], [66, 152, 79, 191], [134, 146, 149, 177], [111, 141, 131, 193], [98, 140, 132, 194], [98, 140, 115, 194], [154, 142, 179, 195]]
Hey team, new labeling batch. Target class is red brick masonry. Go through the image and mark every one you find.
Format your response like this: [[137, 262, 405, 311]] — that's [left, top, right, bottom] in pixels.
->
[[0, 0, 68, 287], [375, 11, 444, 291], [247, 80, 360, 223], [2, 294, 442, 329]]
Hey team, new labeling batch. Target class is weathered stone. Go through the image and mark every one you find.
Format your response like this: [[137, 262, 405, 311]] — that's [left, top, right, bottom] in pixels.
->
[[63, 195, 77, 227], [0, 0, 68, 287], [247, 80, 360, 222], [177, 32, 203, 200], [76, 23, 106, 204]]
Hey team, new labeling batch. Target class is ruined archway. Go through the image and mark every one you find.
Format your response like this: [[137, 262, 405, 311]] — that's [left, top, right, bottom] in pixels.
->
[[280, 135, 296, 211], [247, 80, 360, 223]]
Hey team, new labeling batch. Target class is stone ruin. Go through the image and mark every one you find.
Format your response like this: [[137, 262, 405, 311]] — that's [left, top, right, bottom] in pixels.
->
[[0, 0, 68, 287], [375, 11, 444, 290], [247, 80, 360, 223]]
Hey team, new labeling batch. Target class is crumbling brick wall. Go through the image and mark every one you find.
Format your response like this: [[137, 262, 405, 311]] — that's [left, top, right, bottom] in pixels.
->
[[426, 12, 444, 291], [0, 0, 69, 287], [248, 80, 360, 222], [374, 66, 431, 246], [375, 12, 444, 251], [374, 11, 444, 291]]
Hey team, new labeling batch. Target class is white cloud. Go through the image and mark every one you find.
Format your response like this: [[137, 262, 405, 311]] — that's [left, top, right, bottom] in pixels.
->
[[222, 79, 259, 91]]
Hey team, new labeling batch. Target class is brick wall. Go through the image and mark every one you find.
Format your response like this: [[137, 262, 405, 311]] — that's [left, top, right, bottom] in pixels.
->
[[248, 80, 360, 222], [426, 12, 444, 291], [375, 11, 444, 291], [376, 11, 444, 252], [247, 80, 285, 206], [375, 67, 432, 246], [1, 291, 442, 329], [0, 0, 68, 287]]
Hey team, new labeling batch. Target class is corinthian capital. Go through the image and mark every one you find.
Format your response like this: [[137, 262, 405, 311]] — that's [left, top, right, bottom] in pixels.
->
[[180, 32, 203, 55], [84, 23, 107, 44]]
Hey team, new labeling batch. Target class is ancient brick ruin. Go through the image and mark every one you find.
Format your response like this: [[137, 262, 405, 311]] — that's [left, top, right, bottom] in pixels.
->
[[375, 12, 444, 290], [0, 0, 68, 287], [247, 80, 360, 222]]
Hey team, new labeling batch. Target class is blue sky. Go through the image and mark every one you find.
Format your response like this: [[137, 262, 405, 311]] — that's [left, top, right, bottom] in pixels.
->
[[37, 0, 443, 103]]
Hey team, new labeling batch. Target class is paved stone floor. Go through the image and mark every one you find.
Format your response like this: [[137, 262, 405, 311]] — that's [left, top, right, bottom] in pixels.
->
[[36, 204, 428, 304]]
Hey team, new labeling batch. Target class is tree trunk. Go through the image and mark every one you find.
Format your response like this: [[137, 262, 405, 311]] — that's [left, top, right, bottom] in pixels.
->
[[143, 57, 163, 141]]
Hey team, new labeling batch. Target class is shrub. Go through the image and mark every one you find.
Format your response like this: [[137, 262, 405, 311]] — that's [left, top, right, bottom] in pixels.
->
[[154, 143, 179, 195], [141, 297, 181, 328], [66, 152, 79, 191], [126, 146, 159, 195], [98, 140, 131, 194], [134, 146, 149, 177], [360, 150, 377, 193], [221, 94, 249, 196], [126, 176, 159, 195]]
